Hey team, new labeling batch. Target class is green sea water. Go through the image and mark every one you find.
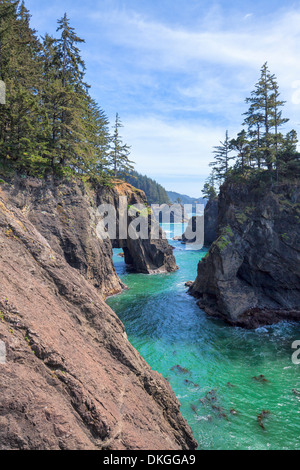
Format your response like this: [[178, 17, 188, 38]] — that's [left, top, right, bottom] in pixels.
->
[[107, 226, 300, 450]]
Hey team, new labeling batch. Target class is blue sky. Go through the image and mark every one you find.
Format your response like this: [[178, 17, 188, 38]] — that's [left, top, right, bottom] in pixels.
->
[[27, 0, 300, 196]]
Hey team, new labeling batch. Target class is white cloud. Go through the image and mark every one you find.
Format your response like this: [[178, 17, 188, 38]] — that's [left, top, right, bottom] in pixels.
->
[[85, 5, 300, 190], [124, 116, 226, 177], [73, 5, 300, 192], [89, 7, 300, 76], [88, 6, 300, 126], [292, 80, 300, 105]]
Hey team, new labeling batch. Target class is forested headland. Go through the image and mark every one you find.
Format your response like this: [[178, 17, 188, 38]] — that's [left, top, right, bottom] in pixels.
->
[[203, 63, 300, 201], [123, 171, 170, 205], [0, 1, 133, 182]]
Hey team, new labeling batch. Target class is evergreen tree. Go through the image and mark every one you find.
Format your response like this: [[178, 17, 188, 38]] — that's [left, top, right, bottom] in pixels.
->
[[0, 1, 18, 80], [110, 113, 134, 177], [54, 13, 88, 170], [243, 63, 288, 172], [278, 130, 300, 177], [243, 99, 264, 169], [41, 33, 62, 171], [0, 1, 134, 183], [209, 130, 234, 182], [82, 96, 112, 180], [270, 77, 289, 180], [123, 170, 170, 204], [0, 1, 43, 172], [0, 0, 18, 165], [230, 130, 251, 174], [202, 172, 217, 200]]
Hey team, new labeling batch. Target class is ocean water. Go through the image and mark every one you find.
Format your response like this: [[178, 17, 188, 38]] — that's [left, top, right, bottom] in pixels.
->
[[107, 228, 300, 450]]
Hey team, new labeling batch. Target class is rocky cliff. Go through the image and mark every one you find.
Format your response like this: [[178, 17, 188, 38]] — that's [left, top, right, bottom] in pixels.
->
[[1, 177, 177, 295], [172, 200, 217, 247], [0, 177, 196, 450], [97, 182, 178, 274], [190, 180, 300, 328]]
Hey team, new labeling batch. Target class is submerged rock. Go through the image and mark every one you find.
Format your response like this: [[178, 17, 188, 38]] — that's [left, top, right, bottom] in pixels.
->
[[171, 365, 190, 374], [257, 410, 271, 430], [253, 375, 268, 383], [185, 281, 194, 288]]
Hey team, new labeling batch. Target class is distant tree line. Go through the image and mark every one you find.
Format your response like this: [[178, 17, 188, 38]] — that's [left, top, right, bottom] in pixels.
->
[[0, 1, 133, 182], [123, 170, 170, 205], [203, 63, 300, 199]]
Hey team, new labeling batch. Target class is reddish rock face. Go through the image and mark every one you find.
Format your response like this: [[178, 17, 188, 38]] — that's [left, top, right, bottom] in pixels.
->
[[1, 177, 177, 295], [0, 183, 197, 450], [97, 181, 178, 274]]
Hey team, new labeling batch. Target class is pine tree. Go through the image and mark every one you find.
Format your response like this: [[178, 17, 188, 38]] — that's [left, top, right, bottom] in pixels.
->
[[82, 95, 112, 180], [0, 1, 18, 80], [230, 130, 251, 174], [278, 130, 300, 177], [209, 130, 234, 182], [54, 13, 88, 170], [0, 0, 18, 165], [243, 63, 288, 173], [0, 1, 43, 172], [0, 2, 132, 183], [243, 99, 264, 169], [41, 33, 62, 171], [269, 77, 289, 180], [110, 113, 134, 178], [202, 172, 217, 200]]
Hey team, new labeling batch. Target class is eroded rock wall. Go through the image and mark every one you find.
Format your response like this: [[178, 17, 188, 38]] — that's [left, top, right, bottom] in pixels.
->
[[97, 181, 178, 274], [1, 177, 177, 294], [0, 185, 196, 450], [190, 181, 300, 328]]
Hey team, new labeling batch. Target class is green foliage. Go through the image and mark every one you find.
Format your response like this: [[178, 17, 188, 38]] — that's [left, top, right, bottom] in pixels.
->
[[280, 233, 289, 241], [243, 62, 289, 174], [0, 1, 133, 184], [230, 130, 251, 174], [214, 226, 234, 252], [110, 113, 134, 178], [235, 211, 248, 224], [206, 63, 299, 194], [123, 170, 170, 205], [209, 130, 234, 183], [202, 171, 217, 200]]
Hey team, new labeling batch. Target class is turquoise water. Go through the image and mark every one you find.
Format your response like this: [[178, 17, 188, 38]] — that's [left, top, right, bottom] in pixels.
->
[[107, 227, 300, 450]]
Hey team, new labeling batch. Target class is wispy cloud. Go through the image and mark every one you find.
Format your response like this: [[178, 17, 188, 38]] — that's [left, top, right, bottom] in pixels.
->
[[85, 5, 300, 128], [28, 1, 300, 194], [88, 7, 300, 72], [124, 116, 226, 176]]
